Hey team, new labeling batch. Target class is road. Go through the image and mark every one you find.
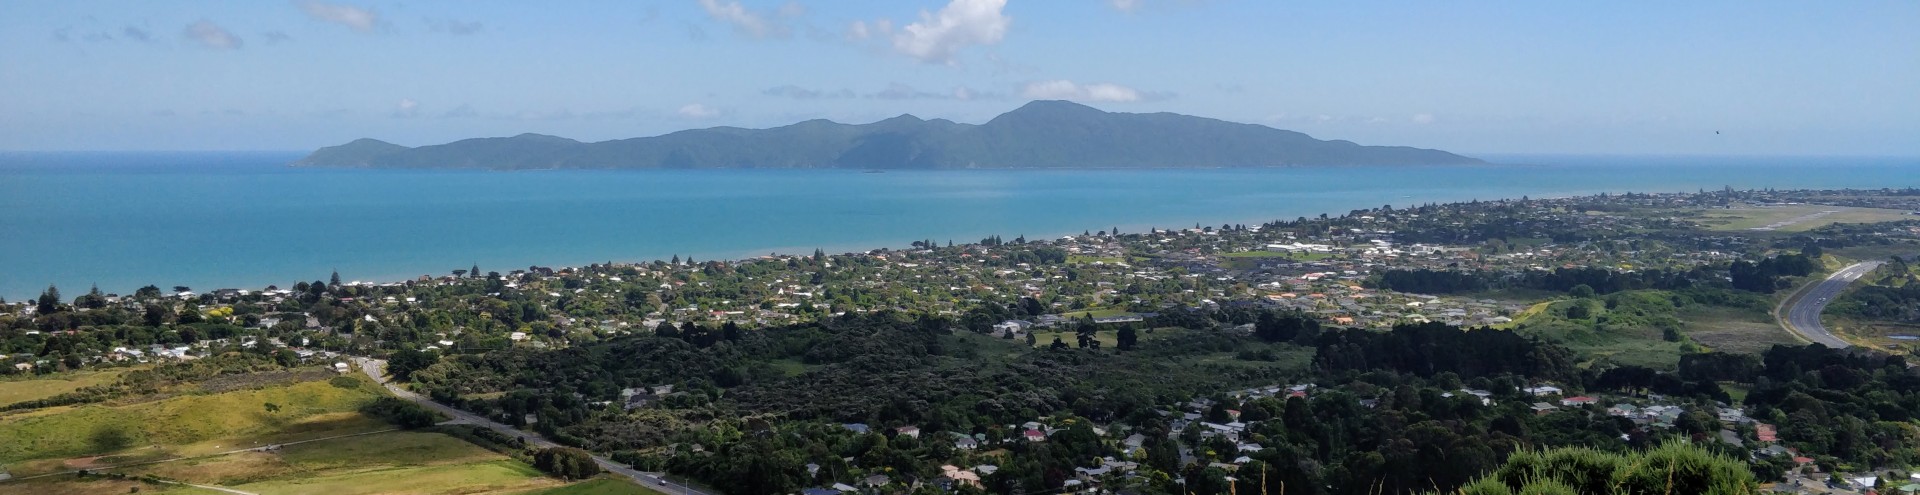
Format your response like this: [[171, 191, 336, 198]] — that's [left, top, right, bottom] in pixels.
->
[[355, 358, 713, 495], [1777, 261, 1881, 349]]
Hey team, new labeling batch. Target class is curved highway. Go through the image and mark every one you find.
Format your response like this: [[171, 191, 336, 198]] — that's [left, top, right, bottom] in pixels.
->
[[356, 358, 713, 495], [1777, 261, 1881, 349]]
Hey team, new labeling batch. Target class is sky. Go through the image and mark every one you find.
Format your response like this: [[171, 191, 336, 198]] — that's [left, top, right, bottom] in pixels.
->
[[2, 0, 1916, 155]]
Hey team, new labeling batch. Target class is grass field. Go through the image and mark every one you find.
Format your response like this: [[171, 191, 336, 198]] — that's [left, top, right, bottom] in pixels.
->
[[1678, 305, 1799, 354], [0, 376, 387, 466], [0, 477, 219, 495], [1686, 204, 1914, 232], [523, 477, 654, 495], [104, 429, 574, 495], [0, 370, 128, 407], [1056, 307, 1137, 319], [1026, 326, 1185, 350]]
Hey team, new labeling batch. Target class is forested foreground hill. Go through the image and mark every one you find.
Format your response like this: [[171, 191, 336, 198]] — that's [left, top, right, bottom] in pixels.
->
[[390, 309, 1920, 495], [292, 100, 1481, 169]]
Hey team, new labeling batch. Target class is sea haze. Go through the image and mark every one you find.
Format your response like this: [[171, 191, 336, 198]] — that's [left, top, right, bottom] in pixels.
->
[[1, 152, 1916, 299]]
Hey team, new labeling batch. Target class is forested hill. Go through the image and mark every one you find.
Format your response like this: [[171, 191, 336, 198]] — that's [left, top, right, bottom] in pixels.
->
[[291, 100, 1482, 170]]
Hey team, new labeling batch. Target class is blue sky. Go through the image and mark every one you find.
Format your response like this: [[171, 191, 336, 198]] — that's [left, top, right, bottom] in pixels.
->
[[3, 0, 1916, 155]]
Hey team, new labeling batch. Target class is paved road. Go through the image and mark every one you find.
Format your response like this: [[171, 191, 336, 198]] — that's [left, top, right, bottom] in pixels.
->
[[355, 358, 712, 495], [1778, 261, 1881, 349]]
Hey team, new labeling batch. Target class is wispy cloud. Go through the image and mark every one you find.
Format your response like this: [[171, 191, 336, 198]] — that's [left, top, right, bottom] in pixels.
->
[[426, 18, 485, 36], [891, 0, 1010, 65], [121, 26, 154, 42], [299, 0, 380, 32], [182, 20, 242, 49], [1020, 80, 1167, 103], [1108, 0, 1143, 12], [764, 85, 856, 100], [262, 31, 293, 44], [677, 103, 720, 119], [1411, 113, 1436, 125], [697, 0, 790, 39], [869, 82, 997, 101]]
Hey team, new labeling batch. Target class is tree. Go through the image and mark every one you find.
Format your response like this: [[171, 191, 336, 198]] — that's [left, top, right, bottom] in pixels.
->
[[1569, 284, 1596, 299], [470, 263, 481, 278], [387, 348, 437, 381], [1116, 326, 1138, 351], [1565, 303, 1592, 320], [36, 285, 61, 314], [533, 447, 602, 480], [264, 402, 281, 414], [330, 270, 342, 287]]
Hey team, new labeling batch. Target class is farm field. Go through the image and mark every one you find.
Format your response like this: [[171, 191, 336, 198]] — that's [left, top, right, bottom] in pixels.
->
[[0, 369, 128, 407], [0, 374, 389, 474]]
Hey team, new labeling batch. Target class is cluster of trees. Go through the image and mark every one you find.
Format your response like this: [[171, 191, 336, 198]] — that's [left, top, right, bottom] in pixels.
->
[[531, 447, 602, 480], [395, 301, 1873, 494], [1370, 266, 1710, 295], [1729, 253, 1818, 293]]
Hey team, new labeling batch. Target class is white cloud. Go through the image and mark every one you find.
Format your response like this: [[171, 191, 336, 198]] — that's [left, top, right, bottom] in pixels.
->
[[394, 98, 419, 118], [1108, 0, 1142, 12], [182, 20, 242, 49], [1411, 113, 1436, 124], [892, 0, 1010, 65], [299, 0, 379, 32], [677, 103, 720, 119], [698, 0, 789, 38], [1021, 80, 1158, 103]]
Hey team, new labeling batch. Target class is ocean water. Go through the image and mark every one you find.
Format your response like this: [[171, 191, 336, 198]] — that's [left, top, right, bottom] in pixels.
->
[[2, 152, 1917, 300]]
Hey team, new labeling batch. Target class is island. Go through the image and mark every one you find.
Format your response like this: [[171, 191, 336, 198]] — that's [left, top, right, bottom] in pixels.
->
[[292, 100, 1482, 170]]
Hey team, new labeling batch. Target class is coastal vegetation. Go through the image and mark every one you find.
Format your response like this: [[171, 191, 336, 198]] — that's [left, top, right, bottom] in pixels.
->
[[4, 187, 1920, 494]]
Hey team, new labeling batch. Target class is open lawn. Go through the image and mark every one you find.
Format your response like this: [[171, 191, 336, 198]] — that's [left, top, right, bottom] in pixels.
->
[[1026, 326, 1186, 350], [1679, 306, 1800, 354], [0, 370, 128, 407], [0, 376, 387, 466], [1056, 308, 1136, 319], [234, 459, 558, 495], [1686, 204, 1914, 232], [0, 477, 218, 495], [521, 477, 655, 495], [117, 430, 537, 488]]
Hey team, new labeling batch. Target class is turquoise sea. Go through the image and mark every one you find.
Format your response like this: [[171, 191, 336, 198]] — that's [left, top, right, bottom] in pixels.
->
[[2, 152, 1917, 300]]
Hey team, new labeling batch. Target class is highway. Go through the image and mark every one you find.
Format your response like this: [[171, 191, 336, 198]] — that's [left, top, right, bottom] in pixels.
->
[[1777, 261, 1881, 349], [355, 358, 714, 495]]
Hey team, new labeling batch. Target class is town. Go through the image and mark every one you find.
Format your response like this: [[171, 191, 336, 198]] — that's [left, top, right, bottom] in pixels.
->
[[5, 187, 1920, 494]]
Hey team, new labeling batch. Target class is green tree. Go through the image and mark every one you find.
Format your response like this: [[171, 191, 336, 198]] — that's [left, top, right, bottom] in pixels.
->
[[1116, 325, 1138, 350], [36, 285, 61, 314], [533, 447, 602, 480]]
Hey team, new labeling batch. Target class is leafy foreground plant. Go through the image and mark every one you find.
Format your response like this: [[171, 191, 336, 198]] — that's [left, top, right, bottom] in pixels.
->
[[1436, 442, 1758, 495]]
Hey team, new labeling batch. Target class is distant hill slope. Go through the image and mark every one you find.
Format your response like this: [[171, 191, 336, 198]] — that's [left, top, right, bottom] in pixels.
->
[[293, 100, 1481, 169]]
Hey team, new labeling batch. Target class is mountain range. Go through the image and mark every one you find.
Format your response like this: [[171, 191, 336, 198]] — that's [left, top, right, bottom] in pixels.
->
[[292, 100, 1480, 169]]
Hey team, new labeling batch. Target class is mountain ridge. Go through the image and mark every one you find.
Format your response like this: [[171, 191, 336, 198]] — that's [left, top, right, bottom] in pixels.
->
[[292, 100, 1482, 169]]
